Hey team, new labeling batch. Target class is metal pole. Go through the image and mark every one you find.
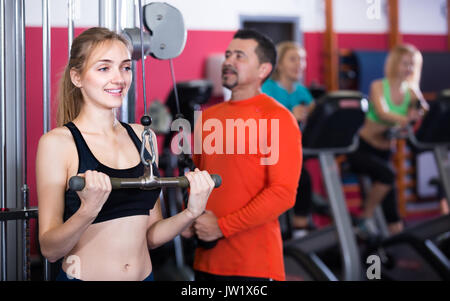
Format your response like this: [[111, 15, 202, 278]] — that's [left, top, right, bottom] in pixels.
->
[[319, 153, 362, 280], [0, 0, 7, 282], [68, 0, 74, 58], [20, 0, 28, 281], [115, 0, 121, 33], [42, 0, 51, 281], [99, 0, 124, 121], [117, 0, 125, 122], [15, 0, 29, 281], [137, 0, 148, 116], [127, 0, 138, 123], [99, 0, 116, 30], [42, 0, 51, 133], [119, 0, 137, 123], [434, 146, 450, 206]]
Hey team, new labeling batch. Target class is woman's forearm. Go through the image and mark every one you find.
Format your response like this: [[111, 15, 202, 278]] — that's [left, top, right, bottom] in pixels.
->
[[146, 209, 196, 249], [39, 205, 96, 262], [377, 110, 409, 126]]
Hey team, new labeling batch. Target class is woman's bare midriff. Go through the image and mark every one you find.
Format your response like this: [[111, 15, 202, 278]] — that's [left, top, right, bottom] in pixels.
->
[[359, 118, 394, 150], [61, 215, 151, 281]]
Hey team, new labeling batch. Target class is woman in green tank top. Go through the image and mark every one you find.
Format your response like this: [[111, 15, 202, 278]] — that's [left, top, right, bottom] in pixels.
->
[[366, 78, 412, 127], [347, 44, 428, 237]]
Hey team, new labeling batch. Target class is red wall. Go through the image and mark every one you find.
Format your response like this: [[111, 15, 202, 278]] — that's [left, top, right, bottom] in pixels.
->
[[338, 33, 389, 50], [337, 33, 448, 52], [303, 32, 325, 86], [402, 34, 448, 51]]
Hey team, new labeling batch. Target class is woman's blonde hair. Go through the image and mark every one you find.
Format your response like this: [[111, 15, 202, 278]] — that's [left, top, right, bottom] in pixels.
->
[[271, 41, 306, 81], [384, 43, 423, 88], [57, 27, 131, 126]]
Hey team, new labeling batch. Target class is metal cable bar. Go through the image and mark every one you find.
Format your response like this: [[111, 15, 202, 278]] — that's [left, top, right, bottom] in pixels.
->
[[137, 0, 148, 115], [0, 0, 7, 282], [42, 0, 51, 281], [0, 208, 38, 222], [68, 0, 74, 57]]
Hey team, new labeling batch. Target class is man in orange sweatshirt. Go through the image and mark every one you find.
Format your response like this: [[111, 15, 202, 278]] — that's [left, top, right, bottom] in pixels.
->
[[190, 29, 302, 281]]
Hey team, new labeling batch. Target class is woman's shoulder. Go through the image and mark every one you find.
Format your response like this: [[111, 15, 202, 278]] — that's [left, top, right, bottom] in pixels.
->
[[128, 122, 144, 133], [36, 126, 76, 164], [38, 126, 73, 147], [370, 78, 384, 89], [369, 79, 385, 96]]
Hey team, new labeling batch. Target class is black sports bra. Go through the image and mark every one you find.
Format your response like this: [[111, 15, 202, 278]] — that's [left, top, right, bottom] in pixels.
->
[[63, 122, 161, 224]]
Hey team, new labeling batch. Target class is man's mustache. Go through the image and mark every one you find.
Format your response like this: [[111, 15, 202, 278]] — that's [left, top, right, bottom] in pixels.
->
[[222, 65, 237, 76]]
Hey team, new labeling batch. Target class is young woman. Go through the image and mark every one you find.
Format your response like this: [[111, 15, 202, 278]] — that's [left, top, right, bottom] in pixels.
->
[[36, 27, 215, 281], [262, 41, 315, 230], [347, 44, 428, 235]]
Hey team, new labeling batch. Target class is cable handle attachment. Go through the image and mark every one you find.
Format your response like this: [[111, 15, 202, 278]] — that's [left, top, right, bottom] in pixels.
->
[[140, 115, 156, 167]]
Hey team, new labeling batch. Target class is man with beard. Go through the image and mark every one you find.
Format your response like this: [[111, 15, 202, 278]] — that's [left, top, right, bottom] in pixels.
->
[[185, 29, 302, 281]]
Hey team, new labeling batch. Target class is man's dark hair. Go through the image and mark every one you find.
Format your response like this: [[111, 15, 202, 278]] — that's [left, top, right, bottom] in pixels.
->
[[233, 29, 277, 83]]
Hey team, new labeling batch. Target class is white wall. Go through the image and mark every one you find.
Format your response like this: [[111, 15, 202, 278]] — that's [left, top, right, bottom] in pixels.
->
[[162, 0, 325, 32], [25, 0, 325, 31], [399, 0, 447, 34], [25, 0, 98, 27], [25, 0, 448, 35], [334, 0, 388, 33]]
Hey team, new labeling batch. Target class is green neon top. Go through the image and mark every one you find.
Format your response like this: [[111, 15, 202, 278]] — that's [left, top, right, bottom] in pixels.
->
[[366, 78, 411, 126]]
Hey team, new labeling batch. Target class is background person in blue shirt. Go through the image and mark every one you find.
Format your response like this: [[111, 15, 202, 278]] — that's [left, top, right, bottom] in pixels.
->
[[262, 41, 315, 231], [262, 41, 314, 125]]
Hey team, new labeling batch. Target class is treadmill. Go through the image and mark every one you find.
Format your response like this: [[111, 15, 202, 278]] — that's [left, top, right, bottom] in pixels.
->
[[284, 91, 368, 281]]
